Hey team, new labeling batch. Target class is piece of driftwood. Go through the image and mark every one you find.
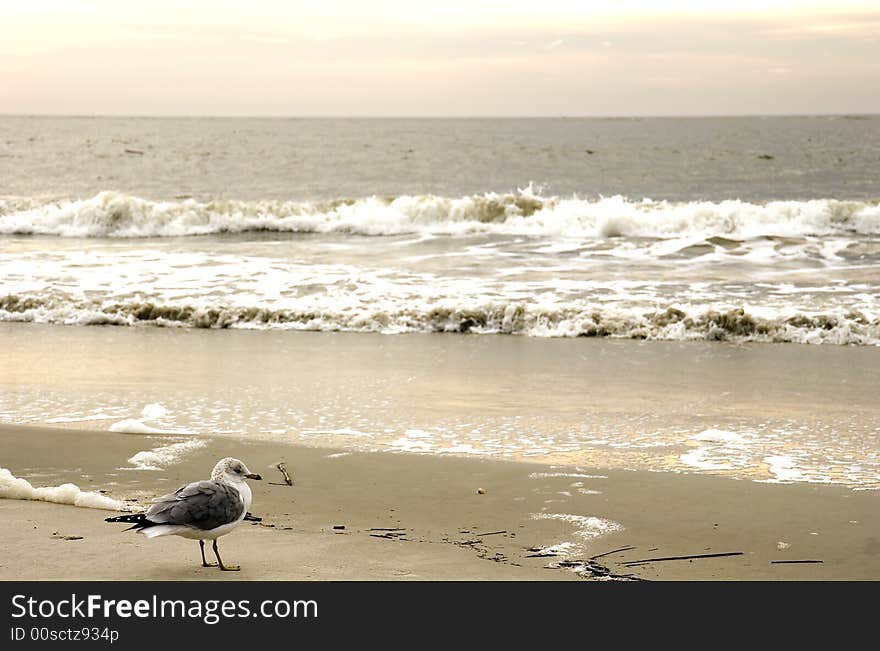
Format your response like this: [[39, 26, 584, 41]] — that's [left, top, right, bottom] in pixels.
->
[[624, 551, 743, 566], [476, 530, 507, 537], [590, 545, 636, 560], [770, 560, 823, 564], [367, 527, 406, 532], [275, 462, 293, 486]]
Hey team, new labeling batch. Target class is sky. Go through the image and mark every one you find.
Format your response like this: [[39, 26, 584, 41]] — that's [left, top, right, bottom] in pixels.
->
[[1, 1, 878, 116]]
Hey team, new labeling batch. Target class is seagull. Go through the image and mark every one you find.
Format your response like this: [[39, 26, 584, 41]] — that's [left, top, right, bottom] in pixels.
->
[[105, 457, 262, 571]]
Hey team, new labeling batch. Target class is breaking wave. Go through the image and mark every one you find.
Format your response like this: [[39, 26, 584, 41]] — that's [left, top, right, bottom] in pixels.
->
[[1, 294, 877, 345], [2, 190, 879, 239]]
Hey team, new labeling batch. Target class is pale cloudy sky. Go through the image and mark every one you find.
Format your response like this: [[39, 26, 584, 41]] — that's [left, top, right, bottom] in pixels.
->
[[2, 0, 878, 116]]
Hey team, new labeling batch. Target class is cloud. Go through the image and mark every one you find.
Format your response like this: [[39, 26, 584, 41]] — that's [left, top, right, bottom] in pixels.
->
[[239, 34, 290, 44], [3, 3, 879, 115]]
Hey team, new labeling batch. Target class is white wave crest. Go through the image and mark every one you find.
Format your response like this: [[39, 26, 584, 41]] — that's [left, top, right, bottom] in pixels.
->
[[2, 191, 879, 239], [2, 294, 877, 346]]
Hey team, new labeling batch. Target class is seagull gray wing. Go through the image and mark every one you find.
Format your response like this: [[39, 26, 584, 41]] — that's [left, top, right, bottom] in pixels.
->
[[145, 480, 244, 531]]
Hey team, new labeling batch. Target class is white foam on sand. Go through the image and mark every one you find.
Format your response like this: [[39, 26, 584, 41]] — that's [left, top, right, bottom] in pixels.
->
[[125, 439, 208, 471], [531, 512, 623, 540], [0, 467, 127, 511], [140, 403, 168, 420], [387, 429, 436, 453], [109, 403, 192, 435], [109, 419, 169, 434], [45, 413, 117, 424], [301, 427, 372, 438], [436, 443, 496, 455], [760, 455, 809, 483], [679, 428, 753, 471], [678, 447, 736, 471], [528, 472, 608, 480], [529, 512, 623, 561]]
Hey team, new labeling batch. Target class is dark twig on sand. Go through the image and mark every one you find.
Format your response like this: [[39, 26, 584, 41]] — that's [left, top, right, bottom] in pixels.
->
[[51, 532, 84, 541], [275, 462, 293, 486], [367, 527, 406, 532], [475, 530, 507, 537], [770, 560, 823, 564], [624, 551, 743, 566], [590, 545, 636, 560], [370, 532, 407, 540]]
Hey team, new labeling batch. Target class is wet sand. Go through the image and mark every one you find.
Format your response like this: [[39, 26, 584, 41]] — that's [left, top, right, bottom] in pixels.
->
[[2, 323, 879, 487], [1, 425, 878, 580]]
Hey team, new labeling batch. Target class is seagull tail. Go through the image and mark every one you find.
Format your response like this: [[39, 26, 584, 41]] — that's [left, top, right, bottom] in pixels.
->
[[105, 512, 153, 532]]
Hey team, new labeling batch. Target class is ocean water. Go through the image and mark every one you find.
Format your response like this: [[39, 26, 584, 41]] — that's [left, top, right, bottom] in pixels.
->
[[0, 117, 880, 345], [2, 115, 879, 345], [1, 116, 879, 487]]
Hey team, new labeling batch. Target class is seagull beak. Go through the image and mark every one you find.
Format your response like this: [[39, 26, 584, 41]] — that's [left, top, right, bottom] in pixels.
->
[[245, 473, 262, 480]]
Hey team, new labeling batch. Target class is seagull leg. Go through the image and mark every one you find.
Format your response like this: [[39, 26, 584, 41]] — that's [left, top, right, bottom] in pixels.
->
[[199, 540, 217, 567], [212, 539, 240, 571]]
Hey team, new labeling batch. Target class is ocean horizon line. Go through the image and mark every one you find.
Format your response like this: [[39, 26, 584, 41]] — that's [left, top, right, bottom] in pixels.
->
[[1, 112, 878, 121]]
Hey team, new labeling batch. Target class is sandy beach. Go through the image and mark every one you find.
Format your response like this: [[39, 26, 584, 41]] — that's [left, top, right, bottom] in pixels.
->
[[2, 424, 878, 581]]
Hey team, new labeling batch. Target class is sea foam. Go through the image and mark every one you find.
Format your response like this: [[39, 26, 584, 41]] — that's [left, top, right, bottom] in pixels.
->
[[109, 419, 169, 434], [0, 467, 127, 511], [125, 439, 208, 471], [108, 403, 192, 435], [530, 512, 623, 540], [529, 512, 624, 561]]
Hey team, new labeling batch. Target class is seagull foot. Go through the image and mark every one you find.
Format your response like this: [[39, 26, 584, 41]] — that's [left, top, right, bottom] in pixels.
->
[[211, 540, 239, 571], [201, 562, 218, 568]]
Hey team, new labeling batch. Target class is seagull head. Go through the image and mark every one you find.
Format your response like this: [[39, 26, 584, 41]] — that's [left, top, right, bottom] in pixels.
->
[[211, 457, 262, 483]]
